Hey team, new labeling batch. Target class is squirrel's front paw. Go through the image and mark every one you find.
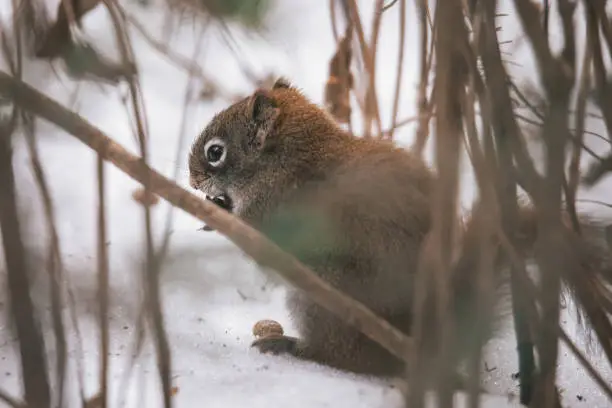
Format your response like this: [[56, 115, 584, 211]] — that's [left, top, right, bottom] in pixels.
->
[[251, 335, 297, 355]]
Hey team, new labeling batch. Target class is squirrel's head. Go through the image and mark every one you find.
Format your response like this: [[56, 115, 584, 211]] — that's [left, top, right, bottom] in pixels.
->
[[189, 77, 329, 219]]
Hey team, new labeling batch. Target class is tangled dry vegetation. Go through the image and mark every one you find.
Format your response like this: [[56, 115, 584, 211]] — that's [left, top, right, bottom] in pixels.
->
[[1, 0, 612, 407]]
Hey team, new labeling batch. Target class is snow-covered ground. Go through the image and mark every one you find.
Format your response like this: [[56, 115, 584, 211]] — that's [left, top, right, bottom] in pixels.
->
[[0, 0, 611, 407]]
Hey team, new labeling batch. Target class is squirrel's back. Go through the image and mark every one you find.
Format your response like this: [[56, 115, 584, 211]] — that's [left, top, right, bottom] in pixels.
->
[[262, 137, 434, 308]]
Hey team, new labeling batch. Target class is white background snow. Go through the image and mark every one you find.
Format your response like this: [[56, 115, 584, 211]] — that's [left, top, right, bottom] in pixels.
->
[[0, 0, 611, 407]]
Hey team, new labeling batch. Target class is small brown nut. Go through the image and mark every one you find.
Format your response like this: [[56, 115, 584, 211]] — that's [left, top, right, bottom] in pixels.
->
[[252, 319, 284, 339], [132, 187, 159, 207]]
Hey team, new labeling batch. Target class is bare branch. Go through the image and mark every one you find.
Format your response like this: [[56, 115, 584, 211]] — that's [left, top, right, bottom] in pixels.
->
[[0, 114, 50, 408], [22, 113, 69, 407]]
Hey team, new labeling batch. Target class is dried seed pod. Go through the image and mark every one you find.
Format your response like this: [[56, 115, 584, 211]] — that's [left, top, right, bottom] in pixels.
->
[[324, 23, 354, 125], [252, 319, 284, 339]]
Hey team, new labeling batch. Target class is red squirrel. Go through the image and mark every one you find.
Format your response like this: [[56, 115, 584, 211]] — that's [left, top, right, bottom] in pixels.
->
[[189, 78, 612, 379]]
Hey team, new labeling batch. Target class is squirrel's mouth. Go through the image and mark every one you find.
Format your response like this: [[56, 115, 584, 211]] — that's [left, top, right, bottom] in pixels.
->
[[199, 193, 233, 232]]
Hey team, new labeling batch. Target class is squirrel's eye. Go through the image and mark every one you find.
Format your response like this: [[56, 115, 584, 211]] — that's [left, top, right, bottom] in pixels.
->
[[203, 138, 227, 167], [207, 145, 224, 162]]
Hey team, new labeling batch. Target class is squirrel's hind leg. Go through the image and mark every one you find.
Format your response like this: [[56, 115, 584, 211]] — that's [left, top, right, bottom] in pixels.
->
[[251, 335, 299, 355], [277, 291, 408, 377], [250, 326, 402, 377]]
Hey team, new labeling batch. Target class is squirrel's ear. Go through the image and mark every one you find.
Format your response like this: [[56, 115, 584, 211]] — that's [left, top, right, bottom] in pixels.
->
[[248, 90, 280, 150], [272, 77, 292, 90]]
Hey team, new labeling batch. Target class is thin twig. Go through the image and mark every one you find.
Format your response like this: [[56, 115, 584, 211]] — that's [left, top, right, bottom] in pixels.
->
[[386, 0, 406, 140], [126, 13, 208, 80], [381, 0, 399, 12], [97, 152, 109, 408], [412, 0, 434, 155], [574, 199, 612, 209], [0, 388, 25, 408], [344, 0, 383, 138], [367, 0, 384, 139]]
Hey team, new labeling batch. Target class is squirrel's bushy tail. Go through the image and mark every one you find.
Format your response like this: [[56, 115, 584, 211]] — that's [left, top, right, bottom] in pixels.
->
[[450, 203, 612, 362], [555, 216, 612, 354]]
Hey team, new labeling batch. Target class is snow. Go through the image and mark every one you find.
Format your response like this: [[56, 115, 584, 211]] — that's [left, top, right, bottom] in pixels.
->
[[0, 0, 611, 407]]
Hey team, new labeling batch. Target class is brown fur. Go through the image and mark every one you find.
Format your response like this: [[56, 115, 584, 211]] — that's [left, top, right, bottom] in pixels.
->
[[189, 78, 612, 379]]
